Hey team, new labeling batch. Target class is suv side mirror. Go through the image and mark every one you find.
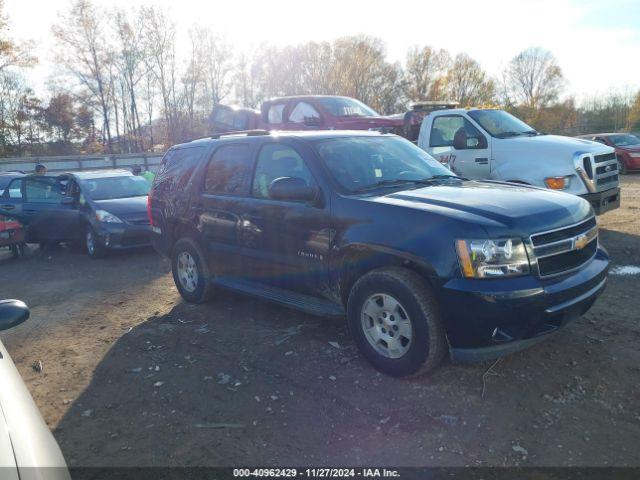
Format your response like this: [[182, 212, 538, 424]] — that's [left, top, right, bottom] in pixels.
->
[[268, 177, 318, 202], [303, 116, 321, 127], [0, 299, 29, 332]]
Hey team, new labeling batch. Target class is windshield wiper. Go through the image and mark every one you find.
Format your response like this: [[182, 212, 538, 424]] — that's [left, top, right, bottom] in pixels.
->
[[352, 179, 434, 193], [495, 131, 523, 138], [428, 174, 465, 181]]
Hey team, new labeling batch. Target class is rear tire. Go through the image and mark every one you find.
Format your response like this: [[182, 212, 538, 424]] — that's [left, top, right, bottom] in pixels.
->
[[347, 267, 447, 377], [171, 237, 214, 303]]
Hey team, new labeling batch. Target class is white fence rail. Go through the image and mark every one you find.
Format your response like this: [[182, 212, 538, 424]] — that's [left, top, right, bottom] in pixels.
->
[[0, 152, 165, 174]]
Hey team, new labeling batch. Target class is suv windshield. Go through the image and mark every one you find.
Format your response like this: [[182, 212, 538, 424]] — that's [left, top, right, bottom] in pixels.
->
[[318, 97, 379, 117], [313, 136, 455, 192], [468, 109, 537, 138], [81, 175, 150, 201], [608, 133, 640, 147]]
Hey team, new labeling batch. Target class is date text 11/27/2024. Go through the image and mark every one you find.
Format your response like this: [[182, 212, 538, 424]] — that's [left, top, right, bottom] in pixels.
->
[[233, 468, 401, 478]]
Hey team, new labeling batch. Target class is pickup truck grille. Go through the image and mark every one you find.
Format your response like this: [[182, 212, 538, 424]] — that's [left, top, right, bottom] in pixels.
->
[[581, 153, 619, 192], [531, 217, 598, 277]]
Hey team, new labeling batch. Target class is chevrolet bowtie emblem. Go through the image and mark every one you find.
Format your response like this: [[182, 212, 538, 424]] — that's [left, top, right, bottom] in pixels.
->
[[574, 234, 589, 250]]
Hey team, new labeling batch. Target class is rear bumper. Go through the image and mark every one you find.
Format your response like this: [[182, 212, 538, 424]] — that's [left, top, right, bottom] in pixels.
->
[[95, 223, 151, 250], [580, 187, 620, 215], [440, 247, 609, 362]]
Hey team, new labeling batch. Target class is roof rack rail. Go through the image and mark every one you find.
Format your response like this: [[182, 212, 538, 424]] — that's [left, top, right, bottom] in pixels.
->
[[211, 129, 270, 139]]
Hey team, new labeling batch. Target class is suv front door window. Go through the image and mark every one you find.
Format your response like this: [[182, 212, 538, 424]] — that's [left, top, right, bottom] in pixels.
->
[[241, 142, 328, 292]]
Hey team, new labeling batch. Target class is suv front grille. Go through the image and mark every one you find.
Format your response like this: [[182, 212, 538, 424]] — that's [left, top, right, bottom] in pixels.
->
[[531, 217, 598, 277], [537, 239, 597, 276]]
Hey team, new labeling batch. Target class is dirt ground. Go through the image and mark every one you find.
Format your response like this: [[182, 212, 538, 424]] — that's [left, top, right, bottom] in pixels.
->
[[0, 176, 639, 468]]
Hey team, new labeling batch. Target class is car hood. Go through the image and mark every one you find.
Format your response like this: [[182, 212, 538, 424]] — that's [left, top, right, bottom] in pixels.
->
[[93, 195, 148, 215], [0, 341, 69, 476], [617, 145, 640, 152], [0, 409, 17, 475], [495, 134, 615, 158], [366, 180, 592, 235]]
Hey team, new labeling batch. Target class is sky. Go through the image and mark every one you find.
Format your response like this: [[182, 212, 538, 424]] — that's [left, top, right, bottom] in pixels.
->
[[4, 0, 640, 103]]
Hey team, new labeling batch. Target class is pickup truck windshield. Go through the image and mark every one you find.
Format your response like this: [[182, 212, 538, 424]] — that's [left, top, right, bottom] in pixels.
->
[[609, 133, 640, 147], [318, 97, 379, 117], [314, 136, 454, 192], [467, 109, 537, 138], [81, 176, 150, 200]]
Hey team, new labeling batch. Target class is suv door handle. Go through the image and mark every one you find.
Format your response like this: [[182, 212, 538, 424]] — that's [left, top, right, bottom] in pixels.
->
[[475, 158, 489, 164], [1, 204, 14, 211], [24, 209, 37, 215]]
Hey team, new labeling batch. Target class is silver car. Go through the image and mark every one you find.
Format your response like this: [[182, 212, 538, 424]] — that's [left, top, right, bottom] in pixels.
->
[[0, 300, 69, 480]]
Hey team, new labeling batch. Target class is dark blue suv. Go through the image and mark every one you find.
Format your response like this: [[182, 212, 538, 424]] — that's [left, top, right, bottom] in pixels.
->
[[149, 130, 608, 376]]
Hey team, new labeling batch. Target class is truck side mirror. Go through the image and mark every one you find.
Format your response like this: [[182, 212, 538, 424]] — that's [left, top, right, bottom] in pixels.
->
[[268, 177, 318, 203]]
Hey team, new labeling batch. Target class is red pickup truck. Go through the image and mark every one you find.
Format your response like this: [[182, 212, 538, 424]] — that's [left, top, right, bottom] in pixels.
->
[[210, 95, 404, 135], [578, 132, 640, 174]]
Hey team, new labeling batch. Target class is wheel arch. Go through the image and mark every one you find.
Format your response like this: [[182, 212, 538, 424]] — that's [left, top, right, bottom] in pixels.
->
[[336, 244, 437, 306]]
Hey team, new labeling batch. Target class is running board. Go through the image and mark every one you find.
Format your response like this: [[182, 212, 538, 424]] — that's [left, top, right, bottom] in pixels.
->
[[212, 277, 345, 318]]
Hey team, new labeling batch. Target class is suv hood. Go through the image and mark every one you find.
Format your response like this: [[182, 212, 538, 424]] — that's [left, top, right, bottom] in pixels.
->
[[93, 195, 148, 215], [496, 134, 615, 158], [369, 181, 592, 235]]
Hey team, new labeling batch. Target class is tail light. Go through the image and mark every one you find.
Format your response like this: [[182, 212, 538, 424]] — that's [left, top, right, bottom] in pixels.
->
[[147, 192, 154, 227]]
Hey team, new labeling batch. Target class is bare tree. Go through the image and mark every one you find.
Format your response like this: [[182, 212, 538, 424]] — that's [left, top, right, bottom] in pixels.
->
[[504, 47, 564, 109], [628, 91, 640, 132], [404, 46, 450, 101], [141, 6, 181, 145], [445, 53, 495, 106], [0, 0, 36, 72], [52, 0, 114, 151]]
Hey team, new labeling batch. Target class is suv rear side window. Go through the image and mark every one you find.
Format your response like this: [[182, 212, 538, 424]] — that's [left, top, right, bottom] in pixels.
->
[[156, 146, 205, 193], [252, 144, 314, 199], [205, 144, 253, 195]]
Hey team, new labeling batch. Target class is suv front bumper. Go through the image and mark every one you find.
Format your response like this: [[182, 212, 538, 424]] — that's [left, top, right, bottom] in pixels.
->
[[580, 187, 620, 215], [440, 247, 609, 362]]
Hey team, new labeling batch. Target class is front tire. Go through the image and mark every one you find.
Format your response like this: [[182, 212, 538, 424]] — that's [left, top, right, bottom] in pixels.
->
[[347, 267, 447, 377], [617, 157, 628, 175], [86, 225, 106, 258], [171, 237, 214, 303]]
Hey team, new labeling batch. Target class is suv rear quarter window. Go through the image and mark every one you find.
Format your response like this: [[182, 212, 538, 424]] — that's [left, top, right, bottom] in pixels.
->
[[204, 144, 253, 195], [155, 146, 205, 194]]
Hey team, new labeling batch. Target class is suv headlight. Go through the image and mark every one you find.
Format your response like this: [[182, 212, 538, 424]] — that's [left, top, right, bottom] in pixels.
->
[[95, 209, 123, 223], [455, 238, 530, 278]]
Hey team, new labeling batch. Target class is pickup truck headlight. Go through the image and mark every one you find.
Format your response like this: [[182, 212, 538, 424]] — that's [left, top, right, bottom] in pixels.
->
[[455, 238, 530, 278], [544, 176, 572, 190], [95, 209, 123, 223]]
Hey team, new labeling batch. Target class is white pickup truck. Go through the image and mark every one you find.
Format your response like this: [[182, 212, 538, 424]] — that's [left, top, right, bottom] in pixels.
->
[[417, 108, 620, 214]]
